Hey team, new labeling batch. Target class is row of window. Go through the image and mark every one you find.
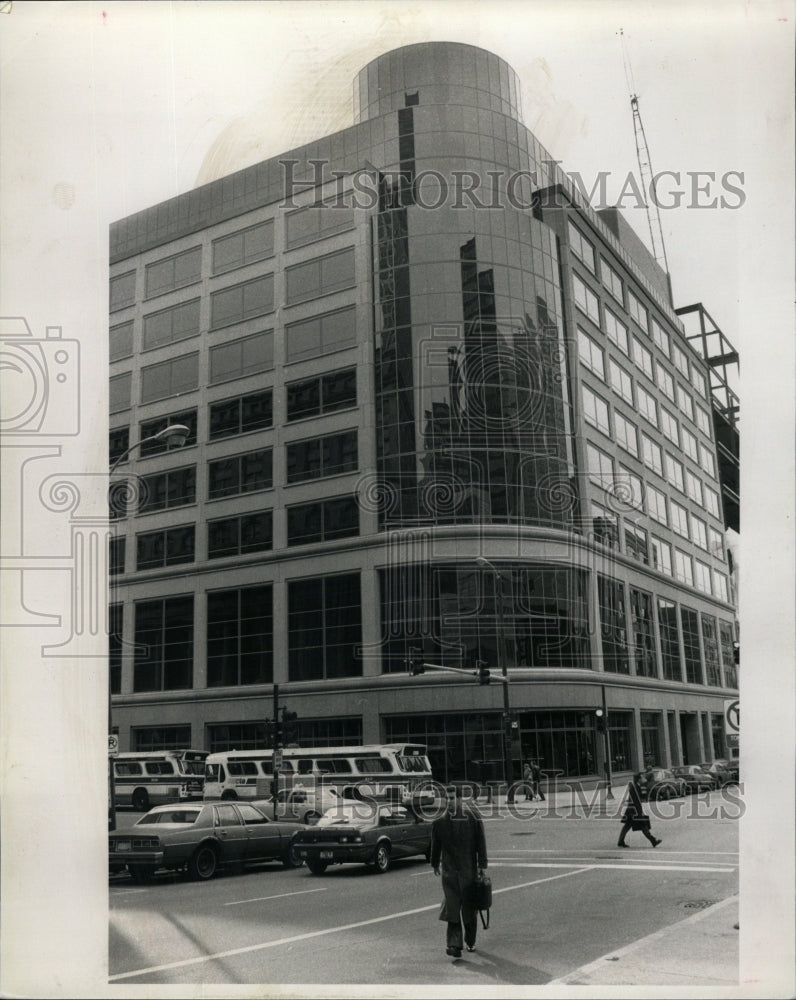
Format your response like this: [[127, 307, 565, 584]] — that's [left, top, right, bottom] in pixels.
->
[[110, 494, 360, 571], [110, 208, 356, 311], [110, 304, 357, 410], [569, 221, 707, 396]]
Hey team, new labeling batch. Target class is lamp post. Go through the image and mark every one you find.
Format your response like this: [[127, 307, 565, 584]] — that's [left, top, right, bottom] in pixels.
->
[[108, 423, 190, 830], [476, 556, 514, 789]]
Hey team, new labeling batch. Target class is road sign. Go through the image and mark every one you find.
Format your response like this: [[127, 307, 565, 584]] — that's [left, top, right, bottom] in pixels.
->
[[273, 749, 283, 772], [108, 734, 119, 756], [724, 699, 739, 733], [726, 734, 739, 748]]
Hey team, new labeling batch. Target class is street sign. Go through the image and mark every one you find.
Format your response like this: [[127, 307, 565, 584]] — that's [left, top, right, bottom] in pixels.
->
[[726, 734, 739, 748], [724, 699, 739, 734], [273, 749, 283, 772], [108, 734, 119, 756]]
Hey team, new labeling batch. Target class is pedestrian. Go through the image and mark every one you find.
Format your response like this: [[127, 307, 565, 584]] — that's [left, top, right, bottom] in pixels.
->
[[530, 760, 545, 801], [521, 760, 534, 801], [431, 785, 489, 959], [617, 774, 661, 848]]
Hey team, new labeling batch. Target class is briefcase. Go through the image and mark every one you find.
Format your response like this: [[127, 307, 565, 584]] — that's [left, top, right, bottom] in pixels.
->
[[467, 873, 492, 928], [631, 815, 651, 832]]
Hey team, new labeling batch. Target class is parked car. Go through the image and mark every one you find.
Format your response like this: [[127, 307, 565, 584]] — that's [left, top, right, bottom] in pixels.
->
[[699, 761, 739, 786], [636, 767, 688, 801], [253, 786, 342, 824], [292, 799, 432, 875], [672, 765, 717, 793], [109, 801, 306, 882]]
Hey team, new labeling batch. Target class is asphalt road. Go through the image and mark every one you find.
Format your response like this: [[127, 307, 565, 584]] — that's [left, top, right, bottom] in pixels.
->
[[109, 792, 739, 987]]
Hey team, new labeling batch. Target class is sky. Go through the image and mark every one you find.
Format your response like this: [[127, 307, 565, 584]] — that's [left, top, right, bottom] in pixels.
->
[[0, 2, 793, 997]]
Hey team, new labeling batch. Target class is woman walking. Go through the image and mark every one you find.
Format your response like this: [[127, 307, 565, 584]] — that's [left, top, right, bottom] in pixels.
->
[[618, 774, 661, 848]]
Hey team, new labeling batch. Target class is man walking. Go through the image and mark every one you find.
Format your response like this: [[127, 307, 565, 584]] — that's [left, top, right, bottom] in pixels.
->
[[431, 785, 488, 959], [617, 774, 661, 848]]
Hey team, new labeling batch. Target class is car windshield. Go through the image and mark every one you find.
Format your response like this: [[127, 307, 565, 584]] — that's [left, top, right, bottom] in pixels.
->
[[137, 809, 201, 825], [318, 804, 377, 827]]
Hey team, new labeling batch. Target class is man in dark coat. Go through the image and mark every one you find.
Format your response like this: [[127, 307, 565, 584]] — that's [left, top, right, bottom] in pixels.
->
[[618, 775, 661, 847], [431, 785, 488, 959]]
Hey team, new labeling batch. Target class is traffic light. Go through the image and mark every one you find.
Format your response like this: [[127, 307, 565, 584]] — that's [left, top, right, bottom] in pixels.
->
[[595, 708, 607, 733], [476, 660, 491, 685], [265, 718, 277, 748], [408, 647, 425, 676], [281, 708, 299, 745]]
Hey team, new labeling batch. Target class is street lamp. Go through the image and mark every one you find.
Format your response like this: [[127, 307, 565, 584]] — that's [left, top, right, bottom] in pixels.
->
[[476, 556, 514, 788], [107, 423, 190, 830]]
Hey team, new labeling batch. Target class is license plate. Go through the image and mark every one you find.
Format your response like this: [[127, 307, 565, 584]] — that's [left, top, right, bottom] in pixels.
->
[[116, 841, 131, 852], [320, 851, 334, 859]]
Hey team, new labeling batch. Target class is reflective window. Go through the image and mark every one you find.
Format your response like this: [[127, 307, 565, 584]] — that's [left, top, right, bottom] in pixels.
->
[[286, 430, 358, 484], [715, 574, 730, 604], [582, 385, 610, 436], [682, 427, 699, 462], [625, 523, 649, 565], [633, 338, 654, 380], [695, 559, 712, 594], [288, 573, 362, 681], [686, 471, 703, 506], [134, 595, 193, 692], [209, 390, 272, 440], [692, 367, 707, 397], [666, 453, 685, 493], [577, 328, 604, 378], [657, 363, 675, 401], [646, 485, 668, 525], [641, 434, 662, 475], [285, 248, 356, 306], [139, 466, 196, 513], [695, 405, 712, 438], [598, 575, 629, 673], [109, 603, 123, 694], [673, 343, 690, 378], [680, 606, 702, 683], [677, 384, 694, 421], [208, 510, 273, 559], [212, 220, 274, 275], [702, 615, 722, 685], [139, 410, 197, 456], [636, 385, 658, 427], [286, 305, 357, 363], [110, 321, 134, 361], [143, 299, 201, 351], [210, 330, 274, 384], [287, 496, 360, 546], [671, 499, 690, 538], [211, 274, 274, 330], [651, 319, 670, 357], [674, 548, 693, 586], [207, 585, 273, 687], [609, 359, 634, 405], [617, 466, 644, 509], [568, 222, 595, 272], [628, 289, 648, 332], [110, 271, 136, 312], [708, 526, 724, 559], [286, 367, 357, 421], [285, 204, 355, 250], [661, 407, 679, 445], [110, 537, 125, 576], [136, 525, 195, 570], [605, 309, 629, 355], [208, 449, 273, 499], [109, 427, 130, 465], [140, 353, 198, 404], [586, 442, 613, 490], [145, 247, 201, 299], [573, 275, 600, 325], [704, 486, 721, 519], [110, 372, 132, 413], [699, 444, 716, 478], [630, 588, 656, 677], [591, 502, 619, 549], [615, 412, 638, 457], [651, 536, 672, 576], [657, 598, 681, 681], [601, 259, 624, 304]]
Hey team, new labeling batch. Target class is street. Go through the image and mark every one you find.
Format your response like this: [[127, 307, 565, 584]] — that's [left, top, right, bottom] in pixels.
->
[[109, 791, 739, 987]]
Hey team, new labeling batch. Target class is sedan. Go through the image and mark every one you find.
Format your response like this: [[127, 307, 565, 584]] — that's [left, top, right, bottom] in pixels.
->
[[699, 761, 739, 786], [636, 768, 688, 801], [672, 765, 717, 793], [292, 801, 432, 875], [252, 786, 342, 824], [109, 801, 306, 881]]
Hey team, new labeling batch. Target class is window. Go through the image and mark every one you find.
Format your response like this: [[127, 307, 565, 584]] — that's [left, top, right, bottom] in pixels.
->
[[212, 220, 274, 275], [577, 328, 604, 379], [286, 305, 357, 363], [715, 573, 729, 603], [209, 330, 274, 384], [287, 496, 360, 546], [699, 444, 716, 478], [210, 274, 274, 329], [677, 384, 694, 421], [285, 204, 355, 249], [141, 353, 198, 404], [708, 526, 725, 559], [208, 510, 273, 558], [287, 367, 357, 422], [651, 319, 670, 357], [139, 410, 197, 456], [133, 726, 192, 752], [692, 367, 707, 397], [209, 390, 273, 440], [208, 448, 273, 499], [110, 321, 134, 362], [582, 385, 610, 435], [673, 342, 690, 378], [636, 385, 658, 427], [110, 271, 136, 312], [646, 485, 668, 525], [586, 443, 613, 490], [143, 299, 201, 351], [288, 573, 362, 681], [718, 620, 737, 687], [692, 516, 708, 550], [208, 722, 269, 753], [591, 502, 619, 549], [682, 428, 699, 463], [285, 248, 356, 305], [139, 466, 196, 513], [207, 585, 273, 687], [658, 598, 681, 681], [674, 548, 693, 586], [696, 406, 710, 438], [569, 221, 595, 272], [651, 536, 672, 575], [109, 603, 123, 694], [631, 588, 656, 677], [606, 361, 633, 407], [605, 309, 629, 354], [704, 486, 721, 519], [660, 407, 679, 445], [633, 338, 654, 380], [145, 247, 201, 299], [286, 430, 358, 484], [110, 537, 125, 576], [110, 373, 132, 413], [680, 606, 702, 683], [601, 259, 624, 304], [671, 499, 690, 539], [133, 595, 193, 692], [686, 471, 703, 506], [625, 522, 649, 564], [136, 525, 195, 570], [657, 363, 675, 401], [614, 412, 638, 456], [695, 560, 712, 594], [628, 289, 648, 331], [598, 575, 629, 673], [701, 615, 722, 686], [573, 275, 600, 325], [641, 434, 663, 476], [666, 453, 685, 493], [616, 466, 644, 510], [109, 427, 130, 466]]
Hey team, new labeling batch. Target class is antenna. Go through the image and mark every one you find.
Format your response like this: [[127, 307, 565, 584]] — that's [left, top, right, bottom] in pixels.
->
[[619, 29, 670, 275]]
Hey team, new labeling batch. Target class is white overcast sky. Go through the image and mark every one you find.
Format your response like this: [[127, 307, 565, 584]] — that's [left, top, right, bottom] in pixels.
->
[[0, 2, 793, 997]]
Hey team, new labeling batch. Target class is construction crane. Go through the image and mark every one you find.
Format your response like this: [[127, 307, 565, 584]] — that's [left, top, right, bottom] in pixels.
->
[[619, 29, 670, 275]]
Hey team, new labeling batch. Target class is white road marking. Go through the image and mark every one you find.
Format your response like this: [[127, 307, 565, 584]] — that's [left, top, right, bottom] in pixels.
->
[[225, 887, 327, 906], [493, 848, 739, 855], [109, 888, 149, 896], [547, 895, 738, 985], [490, 861, 735, 873], [109, 868, 590, 981]]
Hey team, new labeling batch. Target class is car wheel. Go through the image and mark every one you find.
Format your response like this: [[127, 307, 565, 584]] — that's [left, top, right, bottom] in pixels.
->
[[374, 843, 391, 874], [306, 860, 328, 875], [221, 789, 238, 801], [303, 810, 321, 825], [188, 844, 219, 881], [282, 843, 304, 869], [128, 864, 154, 883], [131, 789, 149, 812]]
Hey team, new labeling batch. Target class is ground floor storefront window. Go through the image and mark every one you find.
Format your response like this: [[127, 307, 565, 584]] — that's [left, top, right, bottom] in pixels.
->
[[385, 713, 504, 784], [133, 725, 192, 751], [518, 711, 599, 778], [640, 711, 663, 768], [607, 711, 634, 771]]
